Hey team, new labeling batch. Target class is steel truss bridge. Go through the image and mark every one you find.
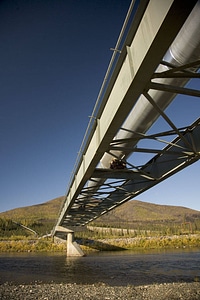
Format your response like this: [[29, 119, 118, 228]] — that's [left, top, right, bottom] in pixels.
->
[[53, 0, 200, 235]]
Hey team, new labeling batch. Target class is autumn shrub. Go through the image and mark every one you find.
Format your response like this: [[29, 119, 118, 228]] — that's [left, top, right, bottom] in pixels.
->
[[0, 238, 67, 252]]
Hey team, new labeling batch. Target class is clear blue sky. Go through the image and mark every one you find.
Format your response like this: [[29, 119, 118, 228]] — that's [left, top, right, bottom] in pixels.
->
[[0, 0, 199, 213]]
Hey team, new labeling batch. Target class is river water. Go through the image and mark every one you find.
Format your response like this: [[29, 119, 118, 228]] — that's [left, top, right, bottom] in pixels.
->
[[0, 249, 199, 286]]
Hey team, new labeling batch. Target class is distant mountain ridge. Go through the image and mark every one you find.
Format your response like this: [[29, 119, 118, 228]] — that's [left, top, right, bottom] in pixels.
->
[[95, 200, 200, 226], [0, 197, 199, 227], [0, 196, 64, 222]]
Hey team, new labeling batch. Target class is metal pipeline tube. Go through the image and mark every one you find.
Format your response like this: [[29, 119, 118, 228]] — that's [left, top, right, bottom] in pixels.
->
[[86, 1, 200, 194], [100, 0, 200, 169]]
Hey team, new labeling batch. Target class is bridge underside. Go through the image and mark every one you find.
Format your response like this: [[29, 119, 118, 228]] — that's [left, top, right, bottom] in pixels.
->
[[62, 118, 200, 227], [53, 0, 200, 234]]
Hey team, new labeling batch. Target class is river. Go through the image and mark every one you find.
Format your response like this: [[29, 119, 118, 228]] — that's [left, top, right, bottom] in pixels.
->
[[0, 249, 199, 286]]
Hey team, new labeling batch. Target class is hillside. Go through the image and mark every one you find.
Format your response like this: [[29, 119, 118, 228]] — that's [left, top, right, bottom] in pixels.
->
[[0, 196, 65, 236], [96, 200, 200, 224], [0, 196, 65, 223], [0, 197, 199, 233]]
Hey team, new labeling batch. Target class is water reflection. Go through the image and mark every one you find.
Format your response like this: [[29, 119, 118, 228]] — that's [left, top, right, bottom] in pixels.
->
[[0, 249, 199, 286]]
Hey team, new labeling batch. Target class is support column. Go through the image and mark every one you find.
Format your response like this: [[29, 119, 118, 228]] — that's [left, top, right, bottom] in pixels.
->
[[54, 225, 85, 257], [67, 231, 85, 257]]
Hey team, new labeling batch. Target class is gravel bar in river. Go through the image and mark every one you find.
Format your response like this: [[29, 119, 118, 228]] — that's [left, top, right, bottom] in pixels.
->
[[0, 281, 200, 300]]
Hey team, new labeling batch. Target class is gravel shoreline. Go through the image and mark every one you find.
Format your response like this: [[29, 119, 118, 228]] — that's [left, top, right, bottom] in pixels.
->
[[0, 282, 200, 300]]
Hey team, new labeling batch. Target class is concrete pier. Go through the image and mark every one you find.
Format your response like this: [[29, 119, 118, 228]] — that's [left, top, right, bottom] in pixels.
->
[[67, 231, 85, 256], [54, 226, 84, 257]]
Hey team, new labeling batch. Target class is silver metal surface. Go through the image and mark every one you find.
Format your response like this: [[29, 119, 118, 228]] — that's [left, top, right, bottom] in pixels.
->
[[53, 0, 200, 233]]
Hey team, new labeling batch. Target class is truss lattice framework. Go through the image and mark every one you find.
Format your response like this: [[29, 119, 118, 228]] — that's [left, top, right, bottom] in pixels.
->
[[53, 1, 200, 232], [62, 60, 200, 227]]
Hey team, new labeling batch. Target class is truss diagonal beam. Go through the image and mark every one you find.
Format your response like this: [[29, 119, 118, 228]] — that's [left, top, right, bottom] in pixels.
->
[[60, 120, 200, 227], [153, 60, 200, 78], [148, 82, 200, 97], [53, 0, 199, 233]]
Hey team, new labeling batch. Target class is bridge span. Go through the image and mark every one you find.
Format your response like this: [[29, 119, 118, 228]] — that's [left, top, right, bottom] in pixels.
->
[[53, 0, 200, 254]]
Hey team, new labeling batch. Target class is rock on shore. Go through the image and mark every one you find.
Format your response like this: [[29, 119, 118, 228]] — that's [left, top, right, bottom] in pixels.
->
[[0, 282, 199, 300]]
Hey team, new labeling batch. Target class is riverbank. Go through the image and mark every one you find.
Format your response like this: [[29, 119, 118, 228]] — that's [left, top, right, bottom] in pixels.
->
[[0, 234, 199, 253], [79, 234, 200, 252], [0, 282, 200, 299]]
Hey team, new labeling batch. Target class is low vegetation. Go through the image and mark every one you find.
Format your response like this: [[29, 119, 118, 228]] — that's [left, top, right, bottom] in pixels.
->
[[0, 196, 199, 252], [0, 237, 66, 252]]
